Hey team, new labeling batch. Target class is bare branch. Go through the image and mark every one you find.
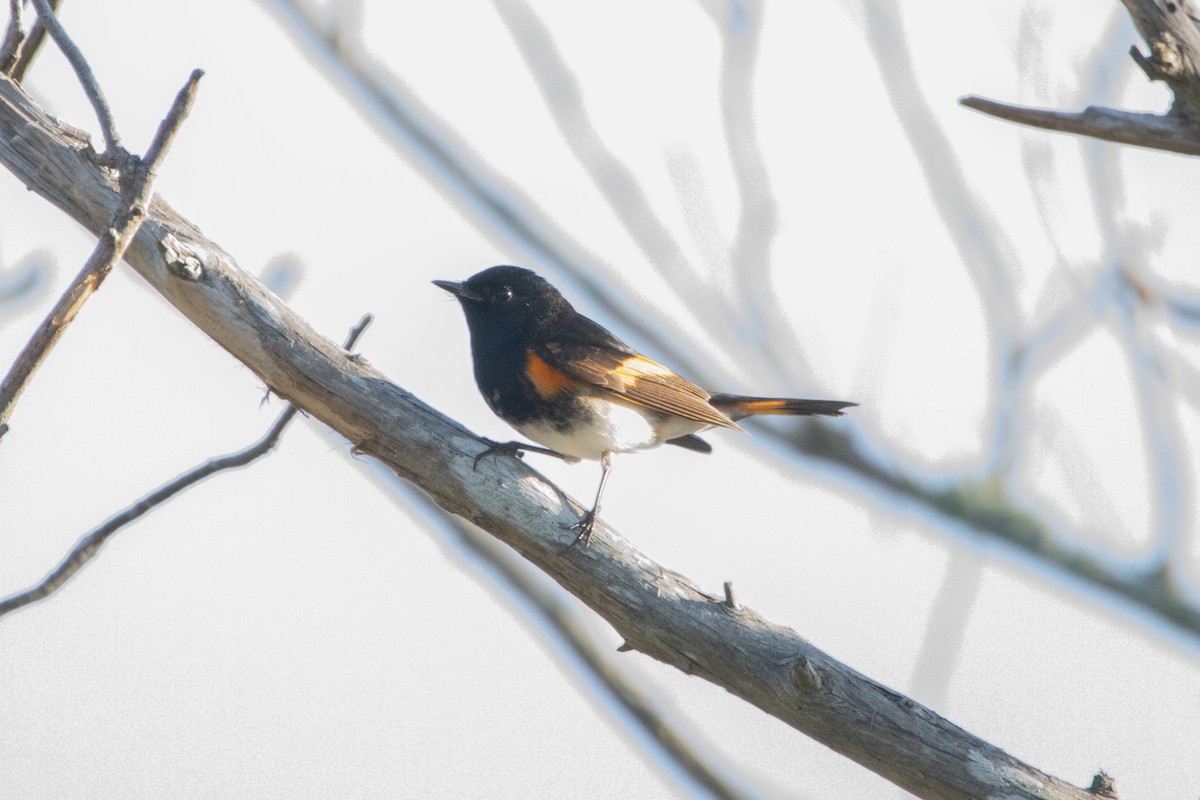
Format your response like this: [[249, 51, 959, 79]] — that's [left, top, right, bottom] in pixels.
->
[[1121, 0, 1200, 116], [0, 72, 1114, 800], [141, 69, 203, 168], [0, 68, 202, 438], [960, 95, 1200, 156], [10, 0, 58, 83], [967, 1, 1200, 154], [0, 0, 25, 75], [0, 313, 372, 619], [28, 0, 122, 154]]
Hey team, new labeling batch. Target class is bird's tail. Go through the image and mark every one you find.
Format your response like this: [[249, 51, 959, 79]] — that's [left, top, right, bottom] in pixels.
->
[[709, 393, 856, 422]]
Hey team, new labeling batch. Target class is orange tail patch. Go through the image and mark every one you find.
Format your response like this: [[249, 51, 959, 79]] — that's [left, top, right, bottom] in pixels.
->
[[710, 394, 856, 421]]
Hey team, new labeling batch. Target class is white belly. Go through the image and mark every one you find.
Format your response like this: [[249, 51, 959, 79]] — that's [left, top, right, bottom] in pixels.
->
[[513, 397, 707, 461]]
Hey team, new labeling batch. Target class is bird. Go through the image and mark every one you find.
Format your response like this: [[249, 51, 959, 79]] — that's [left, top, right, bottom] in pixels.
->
[[435, 265, 855, 549]]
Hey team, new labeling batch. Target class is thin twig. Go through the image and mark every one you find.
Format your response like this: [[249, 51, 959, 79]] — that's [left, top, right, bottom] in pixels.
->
[[0, 313, 373, 619], [28, 0, 121, 154], [960, 95, 1200, 157], [0, 68, 203, 438], [0, 0, 25, 75], [142, 69, 203, 168], [10, 0, 57, 83]]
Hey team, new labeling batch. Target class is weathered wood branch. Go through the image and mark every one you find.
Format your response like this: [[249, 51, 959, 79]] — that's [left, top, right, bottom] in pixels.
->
[[965, 0, 1200, 154], [960, 95, 1200, 155], [0, 68, 202, 437], [0, 73, 1111, 800], [1121, 0, 1200, 117]]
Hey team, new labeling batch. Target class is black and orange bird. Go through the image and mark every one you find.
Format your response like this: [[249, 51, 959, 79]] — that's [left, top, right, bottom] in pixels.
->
[[435, 266, 855, 548]]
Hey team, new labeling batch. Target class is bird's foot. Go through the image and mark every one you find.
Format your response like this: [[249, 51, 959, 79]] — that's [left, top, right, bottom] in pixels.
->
[[473, 438, 572, 471], [473, 439, 525, 470], [560, 509, 598, 553]]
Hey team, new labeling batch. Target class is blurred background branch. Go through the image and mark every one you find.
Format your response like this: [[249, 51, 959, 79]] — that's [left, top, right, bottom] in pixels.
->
[[262, 0, 1200, 647], [3, 0, 1198, 796]]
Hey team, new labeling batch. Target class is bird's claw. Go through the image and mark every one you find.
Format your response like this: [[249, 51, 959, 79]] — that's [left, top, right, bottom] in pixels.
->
[[473, 439, 526, 471], [560, 510, 597, 553]]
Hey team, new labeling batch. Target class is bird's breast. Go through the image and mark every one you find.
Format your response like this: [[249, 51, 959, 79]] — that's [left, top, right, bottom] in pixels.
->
[[513, 396, 707, 461]]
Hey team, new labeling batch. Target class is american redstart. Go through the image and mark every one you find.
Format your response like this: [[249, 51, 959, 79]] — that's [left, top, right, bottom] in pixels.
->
[[435, 266, 855, 548]]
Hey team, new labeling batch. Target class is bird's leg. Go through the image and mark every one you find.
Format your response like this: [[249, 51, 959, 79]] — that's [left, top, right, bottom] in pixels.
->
[[473, 438, 571, 470], [563, 452, 613, 552]]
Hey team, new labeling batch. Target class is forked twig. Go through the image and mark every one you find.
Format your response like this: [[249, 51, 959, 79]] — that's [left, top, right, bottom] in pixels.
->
[[0, 313, 373, 619], [28, 0, 123, 154], [0, 0, 25, 75], [0, 68, 204, 439], [10, 0, 58, 82]]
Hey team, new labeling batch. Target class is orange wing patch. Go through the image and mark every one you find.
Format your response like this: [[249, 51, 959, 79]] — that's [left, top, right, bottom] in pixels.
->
[[525, 350, 576, 397]]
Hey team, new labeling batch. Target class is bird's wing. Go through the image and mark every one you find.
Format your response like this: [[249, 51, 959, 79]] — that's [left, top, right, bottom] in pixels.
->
[[533, 317, 739, 430]]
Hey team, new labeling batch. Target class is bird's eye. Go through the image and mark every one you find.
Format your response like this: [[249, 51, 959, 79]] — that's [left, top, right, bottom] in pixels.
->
[[495, 286, 513, 302]]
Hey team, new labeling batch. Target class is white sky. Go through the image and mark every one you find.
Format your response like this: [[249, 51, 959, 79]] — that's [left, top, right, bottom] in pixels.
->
[[1, 1, 1198, 798]]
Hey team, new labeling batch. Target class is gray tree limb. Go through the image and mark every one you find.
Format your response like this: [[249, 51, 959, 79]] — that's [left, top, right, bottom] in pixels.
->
[[958, 96, 1200, 155], [964, 0, 1200, 154], [0, 73, 1112, 800], [0, 68, 202, 438]]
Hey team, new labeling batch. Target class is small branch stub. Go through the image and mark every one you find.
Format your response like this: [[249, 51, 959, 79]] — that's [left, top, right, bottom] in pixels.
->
[[792, 655, 825, 693], [1087, 771, 1119, 799], [159, 233, 205, 281]]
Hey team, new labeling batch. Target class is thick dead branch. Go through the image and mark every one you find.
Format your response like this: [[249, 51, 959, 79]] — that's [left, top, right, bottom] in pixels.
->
[[1121, 0, 1200, 117], [0, 68, 202, 437], [0, 74, 1112, 800], [966, 0, 1200, 154]]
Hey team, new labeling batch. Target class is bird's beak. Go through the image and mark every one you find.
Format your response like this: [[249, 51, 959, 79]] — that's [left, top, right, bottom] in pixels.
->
[[433, 279, 474, 300]]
